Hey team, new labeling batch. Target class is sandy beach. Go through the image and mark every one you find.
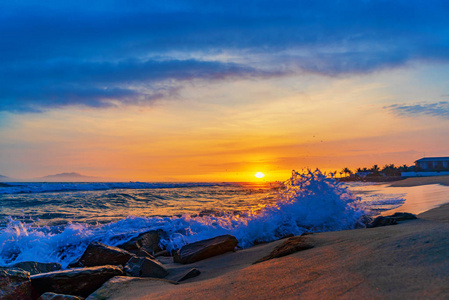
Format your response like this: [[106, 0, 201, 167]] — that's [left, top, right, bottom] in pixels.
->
[[389, 175, 449, 187], [87, 177, 449, 300]]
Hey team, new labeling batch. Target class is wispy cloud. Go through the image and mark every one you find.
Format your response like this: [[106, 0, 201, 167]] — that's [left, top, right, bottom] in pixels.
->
[[385, 102, 449, 119], [1, 0, 449, 112]]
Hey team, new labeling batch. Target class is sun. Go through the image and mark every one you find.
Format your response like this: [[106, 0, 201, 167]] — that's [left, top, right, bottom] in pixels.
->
[[255, 172, 265, 179]]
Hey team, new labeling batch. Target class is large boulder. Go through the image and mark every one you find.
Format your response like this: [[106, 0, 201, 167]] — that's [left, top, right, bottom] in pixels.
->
[[31, 265, 124, 297], [388, 212, 417, 221], [117, 230, 165, 254], [0, 268, 32, 300], [254, 235, 314, 264], [75, 242, 135, 267], [366, 212, 417, 228], [11, 261, 61, 275], [124, 257, 168, 278], [367, 216, 398, 228], [173, 235, 238, 264], [38, 292, 84, 300]]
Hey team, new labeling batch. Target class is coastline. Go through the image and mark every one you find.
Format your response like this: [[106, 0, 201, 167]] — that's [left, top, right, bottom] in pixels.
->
[[389, 175, 449, 187], [88, 199, 449, 299], [338, 174, 449, 187]]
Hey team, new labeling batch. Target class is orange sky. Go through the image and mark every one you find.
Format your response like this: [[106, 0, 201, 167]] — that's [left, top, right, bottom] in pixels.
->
[[1, 64, 449, 182]]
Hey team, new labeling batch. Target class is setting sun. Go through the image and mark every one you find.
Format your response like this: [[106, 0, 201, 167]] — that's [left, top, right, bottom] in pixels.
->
[[255, 172, 265, 179]]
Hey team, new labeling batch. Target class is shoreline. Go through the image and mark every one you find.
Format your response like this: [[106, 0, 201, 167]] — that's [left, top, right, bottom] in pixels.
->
[[87, 197, 449, 300], [3, 177, 449, 298], [87, 202, 449, 299], [388, 175, 449, 187], [338, 174, 449, 187]]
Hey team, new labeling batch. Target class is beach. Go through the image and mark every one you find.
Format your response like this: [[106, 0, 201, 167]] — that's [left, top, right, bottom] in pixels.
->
[[389, 175, 449, 187], [2, 175, 449, 299], [86, 177, 449, 299]]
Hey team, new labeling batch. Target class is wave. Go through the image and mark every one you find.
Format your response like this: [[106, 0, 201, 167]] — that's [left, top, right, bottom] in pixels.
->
[[0, 181, 230, 195], [0, 170, 365, 268]]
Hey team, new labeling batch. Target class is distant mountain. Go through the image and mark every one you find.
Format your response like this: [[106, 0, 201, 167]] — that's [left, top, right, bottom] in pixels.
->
[[0, 174, 11, 186], [36, 172, 102, 182]]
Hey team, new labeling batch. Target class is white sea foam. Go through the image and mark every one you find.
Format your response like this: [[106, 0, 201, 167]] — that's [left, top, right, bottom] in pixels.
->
[[0, 170, 369, 268]]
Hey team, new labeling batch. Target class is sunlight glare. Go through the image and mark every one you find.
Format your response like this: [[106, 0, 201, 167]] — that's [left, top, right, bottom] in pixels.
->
[[255, 172, 265, 178]]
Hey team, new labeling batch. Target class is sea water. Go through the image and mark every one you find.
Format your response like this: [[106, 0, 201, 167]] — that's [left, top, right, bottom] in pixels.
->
[[0, 170, 445, 268]]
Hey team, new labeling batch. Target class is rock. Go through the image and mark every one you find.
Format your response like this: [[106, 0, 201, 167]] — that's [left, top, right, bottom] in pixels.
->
[[173, 235, 238, 264], [135, 249, 155, 260], [86, 276, 177, 300], [76, 242, 135, 267], [254, 235, 314, 264], [31, 265, 124, 297], [117, 230, 166, 254], [0, 268, 32, 300], [124, 257, 168, 278], [115, 237, 141, 252], [38, 292, 84, 300], [154, 250, 170, 257], [11, 261, 61, 275], [67, 260, 83, 268], [175, 268, 201, 282], [387, 212, 418, 221], [367, 216, 398, 228]]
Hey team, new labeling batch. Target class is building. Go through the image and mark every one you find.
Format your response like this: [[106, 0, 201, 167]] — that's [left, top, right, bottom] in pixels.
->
[[402, 157, 449, 177], [415, 157, 449, 171]]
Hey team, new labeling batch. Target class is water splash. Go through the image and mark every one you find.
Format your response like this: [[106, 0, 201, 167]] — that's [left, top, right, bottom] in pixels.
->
[[0, 169, 365, 268]]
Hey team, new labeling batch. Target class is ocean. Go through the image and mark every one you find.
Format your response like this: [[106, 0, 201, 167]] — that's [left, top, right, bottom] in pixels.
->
[[1, 170, 448, 269]]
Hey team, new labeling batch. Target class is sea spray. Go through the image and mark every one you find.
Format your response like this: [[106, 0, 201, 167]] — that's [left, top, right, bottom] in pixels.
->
[[0, 169, 366, 268]]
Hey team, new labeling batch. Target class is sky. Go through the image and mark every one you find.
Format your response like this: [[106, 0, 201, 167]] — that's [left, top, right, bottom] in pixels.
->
[[1, 0, 449, 182]]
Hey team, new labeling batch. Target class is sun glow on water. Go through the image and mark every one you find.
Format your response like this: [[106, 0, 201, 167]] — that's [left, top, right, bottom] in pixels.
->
[[255, 172, 265, 178]]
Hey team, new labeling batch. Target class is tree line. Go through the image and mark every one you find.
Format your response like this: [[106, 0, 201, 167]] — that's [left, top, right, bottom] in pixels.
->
[[336, 164, 410, 177]]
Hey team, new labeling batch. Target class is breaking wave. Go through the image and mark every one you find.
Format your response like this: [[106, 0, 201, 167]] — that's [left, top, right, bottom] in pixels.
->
[[0, 170, 366, 268]]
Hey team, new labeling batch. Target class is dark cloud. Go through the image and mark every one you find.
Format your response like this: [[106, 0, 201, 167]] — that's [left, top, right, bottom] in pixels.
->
[[0, 59, 277, 112], [1, 0, 449, 112], [385, 102, 449, 119]]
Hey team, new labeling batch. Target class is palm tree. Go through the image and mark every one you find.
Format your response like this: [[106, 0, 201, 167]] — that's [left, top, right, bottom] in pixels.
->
[[342, 167, 352, 177]]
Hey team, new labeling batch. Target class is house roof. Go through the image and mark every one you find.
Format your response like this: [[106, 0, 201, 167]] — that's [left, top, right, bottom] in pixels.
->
[[415, 157, 449, 162]]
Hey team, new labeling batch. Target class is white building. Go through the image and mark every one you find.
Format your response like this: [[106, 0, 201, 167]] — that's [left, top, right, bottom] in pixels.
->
[[402, 157, 449, 177], [415, 157, 449, 170]]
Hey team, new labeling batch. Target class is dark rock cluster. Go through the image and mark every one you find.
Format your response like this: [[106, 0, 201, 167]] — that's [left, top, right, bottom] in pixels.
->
[[0, 230, 239, 299]]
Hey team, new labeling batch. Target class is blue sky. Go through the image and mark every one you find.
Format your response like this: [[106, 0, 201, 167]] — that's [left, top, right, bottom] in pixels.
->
[[1, 1, 449, 180], [2, 0, 448, 112]]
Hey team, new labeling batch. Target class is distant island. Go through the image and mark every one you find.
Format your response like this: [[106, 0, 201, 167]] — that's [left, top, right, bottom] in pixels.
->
[[0, 172, 111, 182], [36, 172, 102, 182], [0, 174, 13, 184]]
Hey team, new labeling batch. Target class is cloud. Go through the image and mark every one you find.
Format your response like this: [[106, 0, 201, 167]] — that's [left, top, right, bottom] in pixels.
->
[[0, 59, 277, 112], [1, 0, 449, 112], [385, 102, 449, 119]]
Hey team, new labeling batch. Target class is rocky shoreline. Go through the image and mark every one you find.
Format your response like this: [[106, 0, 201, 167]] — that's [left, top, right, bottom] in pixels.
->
[[0, 212, 418, 300]]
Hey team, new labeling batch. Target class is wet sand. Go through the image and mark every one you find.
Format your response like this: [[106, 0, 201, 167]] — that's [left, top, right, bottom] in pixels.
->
[[88, 201, 449, 299]]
